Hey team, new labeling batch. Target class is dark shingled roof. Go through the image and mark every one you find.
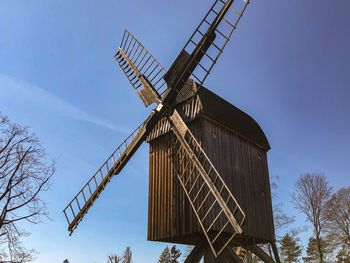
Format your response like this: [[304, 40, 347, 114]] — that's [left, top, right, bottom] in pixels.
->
[[194, 87, 270, 150], [148, 82, 270, 151]]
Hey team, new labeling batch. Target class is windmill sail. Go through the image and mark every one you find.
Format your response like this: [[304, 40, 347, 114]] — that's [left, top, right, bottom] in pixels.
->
[[65, 0, 251, 256], [63, 113, 160, 234], [168, 110, 245, 257], [164, 0, 250, 99], [115, 30, 168, 106]]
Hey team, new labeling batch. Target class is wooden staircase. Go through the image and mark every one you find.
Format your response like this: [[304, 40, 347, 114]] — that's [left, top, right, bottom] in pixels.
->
[[168, 110, 245, 257]]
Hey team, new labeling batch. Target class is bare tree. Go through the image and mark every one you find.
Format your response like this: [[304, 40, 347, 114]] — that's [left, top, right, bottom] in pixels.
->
[[107, 247, 132, 263], [0, 114, 54, 262], [292, 173, 332, 263], [270, 177, 295, 240], [122, 246, 132, 263], [324, 187, 350, 249], [107, 254, 122, 263]]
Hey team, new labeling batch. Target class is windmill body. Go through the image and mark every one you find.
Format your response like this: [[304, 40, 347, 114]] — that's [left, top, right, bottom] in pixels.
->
[[63, 1, 281, 262], [147, 86, 275, 247]]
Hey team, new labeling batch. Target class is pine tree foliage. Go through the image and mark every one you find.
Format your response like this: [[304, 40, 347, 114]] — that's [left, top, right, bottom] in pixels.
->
[[158, 245, 181, 263], [170, 245, 181, 263], [158, 246, 171, 263], [280, 234, 301, 263], [303, 238, 319, 263], [303, 237, 332, 263]]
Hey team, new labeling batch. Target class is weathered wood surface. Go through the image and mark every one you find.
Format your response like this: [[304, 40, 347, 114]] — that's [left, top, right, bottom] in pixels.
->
[[147, 116, 275, 244], [201, 118, 275, 242], [148, 120, 203, 243]]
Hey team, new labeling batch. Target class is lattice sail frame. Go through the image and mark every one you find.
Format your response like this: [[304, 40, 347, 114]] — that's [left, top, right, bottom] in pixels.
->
[[115, 30, 168, 106], [63, 118, 151, 234], [167, 0, 250, 98], [64, 0, 251, 256]]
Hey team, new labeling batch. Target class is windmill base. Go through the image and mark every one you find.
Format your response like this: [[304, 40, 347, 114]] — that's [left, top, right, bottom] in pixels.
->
[[184, 237, 280, 263]]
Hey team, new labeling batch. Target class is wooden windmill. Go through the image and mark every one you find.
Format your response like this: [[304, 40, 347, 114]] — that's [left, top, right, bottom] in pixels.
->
[[64, 1, 280, 262]]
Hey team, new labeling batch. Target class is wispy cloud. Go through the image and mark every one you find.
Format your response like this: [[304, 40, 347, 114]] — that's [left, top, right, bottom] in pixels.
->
[[0, 73, 130, 133]]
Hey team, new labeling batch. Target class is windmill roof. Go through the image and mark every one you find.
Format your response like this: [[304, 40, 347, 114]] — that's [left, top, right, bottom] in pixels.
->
[[148, 84, 270, 151], [195, 87, 270, 150]]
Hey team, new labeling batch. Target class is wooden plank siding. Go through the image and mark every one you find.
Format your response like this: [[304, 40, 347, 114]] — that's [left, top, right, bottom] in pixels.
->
[[148, 120, 203, 244], [147, 117, 275, 245], [147, 88, 275, 245], [201, 118, 275, 243]]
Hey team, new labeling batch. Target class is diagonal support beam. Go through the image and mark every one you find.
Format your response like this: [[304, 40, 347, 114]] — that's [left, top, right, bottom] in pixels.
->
[[184, 238, 243, 263], [184, 242, 206, 263], [244, 245, 276, 263], [205, 245, 243, 263]]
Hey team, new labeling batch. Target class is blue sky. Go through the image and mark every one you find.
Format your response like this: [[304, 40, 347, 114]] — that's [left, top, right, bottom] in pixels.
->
[[1, 0, 349, 262]]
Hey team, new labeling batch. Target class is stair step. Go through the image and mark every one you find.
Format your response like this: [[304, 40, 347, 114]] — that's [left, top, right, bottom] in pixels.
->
[[169, 110, 245, 257]]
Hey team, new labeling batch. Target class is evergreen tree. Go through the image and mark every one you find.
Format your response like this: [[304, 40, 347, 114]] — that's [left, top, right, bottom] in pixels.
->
[[303, 237, 332, 263], [303, 238, 319, 263], [170, 245, 181, 263], [280, 234, 301, 263], [158, 246, 171, 263]]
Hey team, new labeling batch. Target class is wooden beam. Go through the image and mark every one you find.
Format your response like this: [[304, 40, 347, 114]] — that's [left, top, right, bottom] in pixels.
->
[[244, 245, 275, 263], [184, 243, 205, 263], [271, 242, 281, 263], [203, 248, 217, 263], [203, 242, 243, 263], [218, 246, 243, 263]]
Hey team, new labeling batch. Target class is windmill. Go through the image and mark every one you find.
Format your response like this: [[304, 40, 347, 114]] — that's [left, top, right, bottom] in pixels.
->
[[64, 1, 280, 262]]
